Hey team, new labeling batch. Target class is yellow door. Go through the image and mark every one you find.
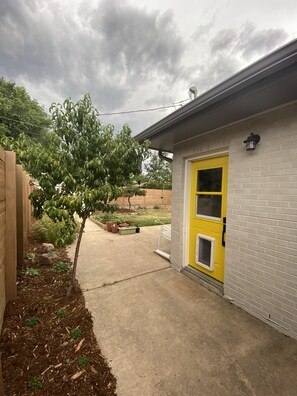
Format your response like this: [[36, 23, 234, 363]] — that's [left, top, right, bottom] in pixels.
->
[[189, 156, 228, 282]]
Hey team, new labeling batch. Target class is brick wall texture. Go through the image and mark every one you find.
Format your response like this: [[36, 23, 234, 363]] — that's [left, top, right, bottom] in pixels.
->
[[172, 101, 297, 339]]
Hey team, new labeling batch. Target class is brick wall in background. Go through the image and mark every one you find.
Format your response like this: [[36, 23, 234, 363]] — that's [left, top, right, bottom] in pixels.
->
[[172, 101, 297, 339]]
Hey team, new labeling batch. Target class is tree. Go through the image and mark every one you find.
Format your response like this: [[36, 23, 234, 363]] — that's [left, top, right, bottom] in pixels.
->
[[122, 183, 146, 211], [144, 151, 172, 190], [12, 94, 149, 296], [0, 77, 51, 143]]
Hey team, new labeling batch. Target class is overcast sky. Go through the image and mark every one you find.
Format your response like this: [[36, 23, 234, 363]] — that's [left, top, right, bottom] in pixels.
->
[[1, 0, 296, 135]]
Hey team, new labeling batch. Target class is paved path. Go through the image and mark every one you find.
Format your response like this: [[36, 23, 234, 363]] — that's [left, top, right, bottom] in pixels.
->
[[69, 220, 297, 396]]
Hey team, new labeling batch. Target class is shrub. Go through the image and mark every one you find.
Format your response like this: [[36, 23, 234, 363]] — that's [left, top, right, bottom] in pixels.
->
[[33, 215, 79, 247]]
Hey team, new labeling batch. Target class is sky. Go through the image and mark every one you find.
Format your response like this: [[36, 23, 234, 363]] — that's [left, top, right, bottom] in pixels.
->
[[0, 0, 296, 135]]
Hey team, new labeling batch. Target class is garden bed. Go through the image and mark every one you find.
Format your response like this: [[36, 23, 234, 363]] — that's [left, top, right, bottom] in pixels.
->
[[0, 235, 117, 395], [92, 207, 171, 228]]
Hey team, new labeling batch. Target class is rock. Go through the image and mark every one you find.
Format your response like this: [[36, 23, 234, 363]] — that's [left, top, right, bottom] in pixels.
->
[[41, 243, 55, 253], [39, 251, 58, 265]]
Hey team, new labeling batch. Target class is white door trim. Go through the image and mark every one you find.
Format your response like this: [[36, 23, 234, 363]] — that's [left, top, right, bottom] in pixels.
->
[[182, 149, 229, 269]]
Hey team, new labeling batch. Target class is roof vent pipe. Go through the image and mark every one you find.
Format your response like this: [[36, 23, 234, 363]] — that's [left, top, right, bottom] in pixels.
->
[[189, 85, 198, 99]]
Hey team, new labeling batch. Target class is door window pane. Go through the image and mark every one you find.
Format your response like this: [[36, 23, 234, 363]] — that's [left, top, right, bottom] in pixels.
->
[[198, 237, 211, 267], [197, 168, 222, 192], [196, 194, 222, 218]]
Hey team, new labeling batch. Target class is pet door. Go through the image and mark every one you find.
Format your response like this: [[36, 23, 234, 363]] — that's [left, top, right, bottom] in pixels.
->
[[195, 234, 215, 271]]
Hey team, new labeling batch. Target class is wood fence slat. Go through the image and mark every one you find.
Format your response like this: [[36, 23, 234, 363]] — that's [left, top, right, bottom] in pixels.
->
[[5, 151, 17, 301], [16, 165, 24, 268]]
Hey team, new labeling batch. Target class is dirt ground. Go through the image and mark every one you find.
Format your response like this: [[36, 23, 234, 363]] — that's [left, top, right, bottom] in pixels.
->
[[0, 235, 117, 396]]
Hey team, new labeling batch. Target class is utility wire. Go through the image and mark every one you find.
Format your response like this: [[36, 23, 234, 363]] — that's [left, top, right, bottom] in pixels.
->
[[0, 98, 190, 131]]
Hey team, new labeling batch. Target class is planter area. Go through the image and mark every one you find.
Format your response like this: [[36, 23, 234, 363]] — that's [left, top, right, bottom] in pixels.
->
[[90, 218, 139, 235]]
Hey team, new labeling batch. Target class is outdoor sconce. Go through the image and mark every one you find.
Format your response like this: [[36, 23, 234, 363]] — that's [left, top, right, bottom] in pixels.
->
[[243, 133, 261, 151]]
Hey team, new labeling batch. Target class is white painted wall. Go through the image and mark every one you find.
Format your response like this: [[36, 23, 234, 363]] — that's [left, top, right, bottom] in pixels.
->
[[172, 101, 297, 339]]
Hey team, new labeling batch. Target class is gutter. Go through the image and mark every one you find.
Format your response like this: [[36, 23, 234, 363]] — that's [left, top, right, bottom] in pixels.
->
[[135, 39, 297, 143]]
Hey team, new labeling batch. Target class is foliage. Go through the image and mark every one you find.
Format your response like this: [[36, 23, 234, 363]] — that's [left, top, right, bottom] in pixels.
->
[[70, 328, 82, 339], [10, 93, 149, 295], [122, 182, 146, 210], [143, 150, 172, 189], [56, 308, 66, 318], [25, 316, 39, 327], [25, 268, 40, 277], [78, 355, 89, 367], [97, 213, 125, 224], [93, 208, 171, 227], [52, 262, 71, 273], [33, 215, 79, 247], [0, 77, 51, 143], [26, 252, 36, 261], [27, 377, 43, 390]]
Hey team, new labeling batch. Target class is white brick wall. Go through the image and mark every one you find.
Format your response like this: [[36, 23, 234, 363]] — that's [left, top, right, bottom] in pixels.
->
[[172, 101, 297, 339]]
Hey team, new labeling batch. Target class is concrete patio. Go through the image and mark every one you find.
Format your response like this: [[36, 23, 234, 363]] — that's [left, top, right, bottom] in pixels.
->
[[68, 220, 297, 396]]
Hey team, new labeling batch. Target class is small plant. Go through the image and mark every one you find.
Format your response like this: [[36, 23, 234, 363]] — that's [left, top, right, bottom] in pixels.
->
[[27, 376, 42, 390], [52, 261, 71, 273], [153, 204, 160, 209], [70, 327, 82, 339], [21, 286, 31, 292], [78, 355, 89, 367], [25, 268, 40, 277], [26, 252, 36, 261], [57, 308, 66, 318], [26, 316, 39, 327]]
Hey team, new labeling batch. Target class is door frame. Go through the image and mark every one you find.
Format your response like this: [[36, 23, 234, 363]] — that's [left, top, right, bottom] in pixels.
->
[[182, 149, 229, 271]]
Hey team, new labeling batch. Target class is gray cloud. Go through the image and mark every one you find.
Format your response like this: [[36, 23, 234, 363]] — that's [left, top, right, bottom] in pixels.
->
[[210, 22, 288, 60], [0, 0, 184, 112]]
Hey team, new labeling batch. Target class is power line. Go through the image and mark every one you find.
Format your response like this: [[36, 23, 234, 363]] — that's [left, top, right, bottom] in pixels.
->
[[99, 99, 190, 116], [0, 98, 190, 130]]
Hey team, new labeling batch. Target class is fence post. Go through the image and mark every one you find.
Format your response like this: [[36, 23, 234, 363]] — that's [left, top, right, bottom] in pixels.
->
[[0, 147, 5, 331], [16, 165, 24, 268], [5, 151, 17, 301]]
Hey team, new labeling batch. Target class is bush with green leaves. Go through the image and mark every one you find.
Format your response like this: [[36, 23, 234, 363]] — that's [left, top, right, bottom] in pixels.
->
[[33, 215, 79, 247]]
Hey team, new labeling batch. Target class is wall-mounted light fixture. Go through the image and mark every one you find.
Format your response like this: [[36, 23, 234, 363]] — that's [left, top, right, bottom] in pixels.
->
[[243, 133, 261, 151]]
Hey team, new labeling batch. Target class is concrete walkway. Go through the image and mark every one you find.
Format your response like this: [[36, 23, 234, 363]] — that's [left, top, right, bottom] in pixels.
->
[[69, 220, 297, 396]]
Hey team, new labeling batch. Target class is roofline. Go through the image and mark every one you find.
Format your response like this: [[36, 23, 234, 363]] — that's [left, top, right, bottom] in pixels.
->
[[135, 39, 297, 143]]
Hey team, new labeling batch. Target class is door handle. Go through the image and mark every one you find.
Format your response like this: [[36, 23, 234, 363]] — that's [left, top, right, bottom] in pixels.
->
[[222, 217, 226, 247]]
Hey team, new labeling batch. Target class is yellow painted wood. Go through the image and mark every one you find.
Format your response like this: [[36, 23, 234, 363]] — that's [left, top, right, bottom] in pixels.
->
[[189, 156, 228, 282]]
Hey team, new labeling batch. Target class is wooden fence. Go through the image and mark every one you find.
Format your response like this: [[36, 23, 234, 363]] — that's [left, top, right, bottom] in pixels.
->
[[0, 147, 33, 331], [113, 188, 172, 207]]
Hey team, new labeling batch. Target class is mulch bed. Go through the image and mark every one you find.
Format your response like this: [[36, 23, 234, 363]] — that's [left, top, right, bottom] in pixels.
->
[[0, 235, 117, 395]]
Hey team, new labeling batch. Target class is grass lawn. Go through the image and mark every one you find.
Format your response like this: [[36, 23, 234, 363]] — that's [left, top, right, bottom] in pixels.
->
[[92, 207, 171, 227]]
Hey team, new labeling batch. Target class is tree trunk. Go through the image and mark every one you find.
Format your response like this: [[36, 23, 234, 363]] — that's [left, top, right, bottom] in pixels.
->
[[128, 196, 131, 211], [67, 215, 87, 297]]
